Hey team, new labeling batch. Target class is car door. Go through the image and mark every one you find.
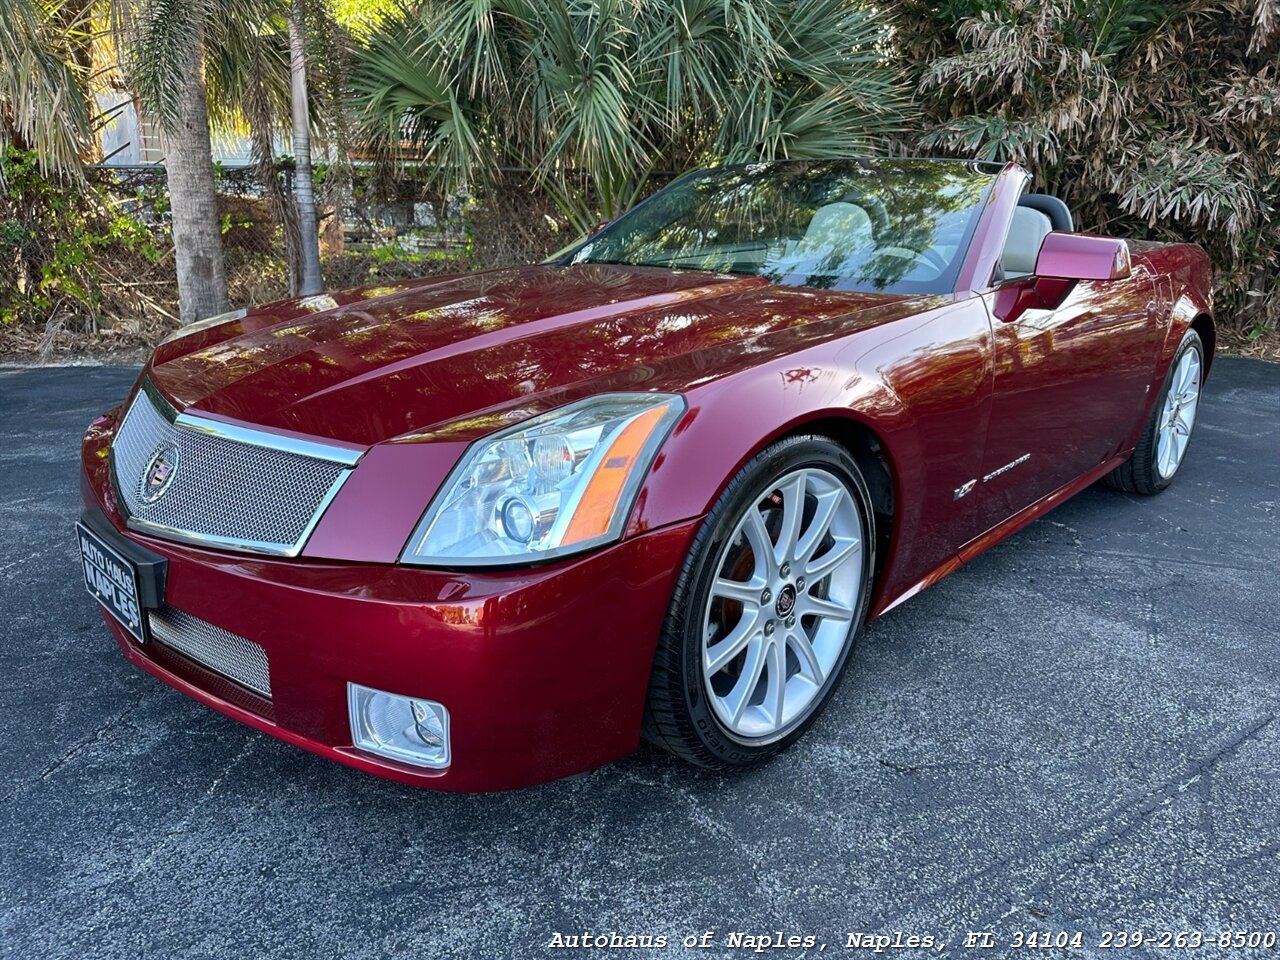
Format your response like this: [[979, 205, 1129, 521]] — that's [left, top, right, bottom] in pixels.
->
[[975, 266, 1161, 529], [838, 292, 997, 607]]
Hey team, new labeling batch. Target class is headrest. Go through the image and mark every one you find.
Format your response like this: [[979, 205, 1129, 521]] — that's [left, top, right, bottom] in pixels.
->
[[1001, 207, 1053, 277]]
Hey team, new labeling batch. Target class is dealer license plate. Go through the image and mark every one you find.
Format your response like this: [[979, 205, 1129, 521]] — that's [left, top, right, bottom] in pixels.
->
[[76, 522, 147, 643]]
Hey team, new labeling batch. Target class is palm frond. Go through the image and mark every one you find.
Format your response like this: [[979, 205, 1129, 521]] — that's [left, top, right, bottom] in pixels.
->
[[918, 113, 1060, 164], [203, 11, 290, 135], [351, 0, 915, 223], [0, 0, 94, 179], [118, 0, 208, 132], [351, 14, 492, 189], [1251, 0, 1279, 53], [1109, 138, 1261, 238]]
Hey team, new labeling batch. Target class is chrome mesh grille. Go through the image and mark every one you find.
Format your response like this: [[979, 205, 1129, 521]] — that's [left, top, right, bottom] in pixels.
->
[[111, 387, 352, 555], [149, 606, 272, 698]]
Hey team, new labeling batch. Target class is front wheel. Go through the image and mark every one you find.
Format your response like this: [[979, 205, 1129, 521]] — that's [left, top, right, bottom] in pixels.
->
[[1105, 328, 1204, 495], [644, 436, 874, 769]]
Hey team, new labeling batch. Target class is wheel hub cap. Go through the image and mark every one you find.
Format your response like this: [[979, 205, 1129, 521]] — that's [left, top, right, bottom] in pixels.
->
[[774, 584, 797, 618]]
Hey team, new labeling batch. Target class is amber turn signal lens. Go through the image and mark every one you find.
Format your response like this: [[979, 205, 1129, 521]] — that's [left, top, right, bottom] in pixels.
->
[[562, 406, 668, 544]]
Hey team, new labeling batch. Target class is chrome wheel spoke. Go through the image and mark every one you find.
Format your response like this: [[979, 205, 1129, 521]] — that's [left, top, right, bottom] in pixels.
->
[[799, 593, 854, 623], [804, 535, 860, 585], [1174, 355, 1193, 393], [1164, 434, 1176, 469], [795, 487, 843, 566], [725, 638, 768, 725], [741, 507, 775, 579], [773, 472, 806, 566], [711, 577, 766, 606], [1177, 401, 1197, 433], [704, 610, 761, 675], [764, 638, 786, 726], [787, 629, 824, 685], [1173, 429, 1190, 463]]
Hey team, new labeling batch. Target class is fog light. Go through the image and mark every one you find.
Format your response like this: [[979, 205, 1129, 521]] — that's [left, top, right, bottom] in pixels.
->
[[347, 683, 450, 769]]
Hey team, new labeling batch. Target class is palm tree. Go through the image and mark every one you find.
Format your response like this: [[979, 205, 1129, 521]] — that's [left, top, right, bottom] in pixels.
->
[[0, 0, 94, 181], [119, 0, 234, 322], [352, 0, 915, 235], [162, 25, 232, 323], [120, 0, 346, 318], [288, 0, 323, 295]]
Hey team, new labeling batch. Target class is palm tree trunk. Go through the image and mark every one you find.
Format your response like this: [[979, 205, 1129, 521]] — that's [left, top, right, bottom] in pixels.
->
[[289, 0, 323, 296], [161, 30, 229, 324]]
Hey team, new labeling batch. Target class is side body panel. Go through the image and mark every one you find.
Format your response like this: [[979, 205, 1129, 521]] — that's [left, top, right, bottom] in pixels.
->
[[946, 163, 1215, 563], [975, 268, 1161, 526], [1114, 242, 1216, 454], [631, 295, 997, 618], [643, 171, 1215, 621]]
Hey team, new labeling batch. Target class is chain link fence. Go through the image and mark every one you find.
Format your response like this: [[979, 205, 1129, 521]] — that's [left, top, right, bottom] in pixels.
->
[[1, 161, 570, 356], [103, 161, 570, 306]]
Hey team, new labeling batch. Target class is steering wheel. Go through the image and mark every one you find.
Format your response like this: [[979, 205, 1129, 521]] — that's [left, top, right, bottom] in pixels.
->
[[916, 247, 951, 274], [873, 245, 951, 281]]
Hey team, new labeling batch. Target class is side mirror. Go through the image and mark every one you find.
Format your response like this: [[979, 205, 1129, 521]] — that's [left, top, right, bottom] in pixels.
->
[[1034, 232, 1131, 281]]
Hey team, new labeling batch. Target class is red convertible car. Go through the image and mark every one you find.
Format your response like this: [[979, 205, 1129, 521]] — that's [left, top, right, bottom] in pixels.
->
[[79, 158, 1213, 791]]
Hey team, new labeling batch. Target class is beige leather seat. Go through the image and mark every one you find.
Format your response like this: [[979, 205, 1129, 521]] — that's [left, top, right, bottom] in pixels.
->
[[799, 202, 873, 252], [1001, 206, 1053, 279], [771, 202, 874, 274]]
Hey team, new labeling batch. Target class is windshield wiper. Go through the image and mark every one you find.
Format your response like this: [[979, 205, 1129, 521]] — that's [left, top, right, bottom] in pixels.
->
[[569, 257, 643, 268]]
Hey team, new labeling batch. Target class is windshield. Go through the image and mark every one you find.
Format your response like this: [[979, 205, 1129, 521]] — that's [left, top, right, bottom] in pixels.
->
[[565, 159, 997, 295]]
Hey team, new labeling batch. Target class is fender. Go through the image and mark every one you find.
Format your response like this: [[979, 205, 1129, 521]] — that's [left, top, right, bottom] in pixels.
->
[[629, 293, 996, 617], [1116, 244, 1214, 454]]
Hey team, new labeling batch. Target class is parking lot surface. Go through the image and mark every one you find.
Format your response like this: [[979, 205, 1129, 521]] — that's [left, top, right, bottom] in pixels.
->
[[2, 359, 1277, 959]]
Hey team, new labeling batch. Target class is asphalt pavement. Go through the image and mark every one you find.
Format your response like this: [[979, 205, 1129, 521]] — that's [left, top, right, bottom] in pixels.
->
[[1, 358, 1278, 960]]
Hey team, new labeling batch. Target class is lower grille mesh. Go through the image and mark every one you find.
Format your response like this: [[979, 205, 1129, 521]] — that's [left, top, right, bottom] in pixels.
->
[[149, 606, 272, 699]]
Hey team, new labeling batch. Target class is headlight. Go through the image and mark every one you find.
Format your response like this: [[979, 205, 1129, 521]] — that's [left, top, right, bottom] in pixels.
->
[[158, 307, 248, 346], [402, 393, 685, 566]]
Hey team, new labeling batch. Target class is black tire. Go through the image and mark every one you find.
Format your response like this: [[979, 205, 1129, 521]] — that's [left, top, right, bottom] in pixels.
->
[[643, 435, 875, 770], [1105, 328, 1205, 495]]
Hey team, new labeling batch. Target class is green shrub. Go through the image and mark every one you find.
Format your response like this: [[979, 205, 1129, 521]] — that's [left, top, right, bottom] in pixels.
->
[[1, 146, 165, 331]]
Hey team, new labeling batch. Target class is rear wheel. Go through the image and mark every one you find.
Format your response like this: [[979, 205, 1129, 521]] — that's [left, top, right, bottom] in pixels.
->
[[644, 436, 874, 769], [1105, 328, 1204, 495]]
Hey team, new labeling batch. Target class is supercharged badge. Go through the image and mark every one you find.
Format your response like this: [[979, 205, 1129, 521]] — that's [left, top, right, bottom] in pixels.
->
[[983, 453, 1031, 483]]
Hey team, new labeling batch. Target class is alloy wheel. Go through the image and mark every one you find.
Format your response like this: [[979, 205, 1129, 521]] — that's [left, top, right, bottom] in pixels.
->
[[1156, 348, 1202, 479], [701, 467, 864, 741]]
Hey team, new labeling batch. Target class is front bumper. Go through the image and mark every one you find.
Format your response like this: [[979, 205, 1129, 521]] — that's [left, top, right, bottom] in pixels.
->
[[82, 412, 699, 792]]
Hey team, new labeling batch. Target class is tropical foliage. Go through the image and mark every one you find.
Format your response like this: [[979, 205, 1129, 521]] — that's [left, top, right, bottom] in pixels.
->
[[898, 0, 1280, 339], [0, 145, 161, 334], [352, 0, 914, 231], [0, 0, 95, 180], [116, 0, 357, 315], [2, 0, 1279, 354]]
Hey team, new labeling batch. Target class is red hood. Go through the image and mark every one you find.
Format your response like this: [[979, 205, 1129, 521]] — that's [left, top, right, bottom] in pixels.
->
[[146, 264, 921, 446]]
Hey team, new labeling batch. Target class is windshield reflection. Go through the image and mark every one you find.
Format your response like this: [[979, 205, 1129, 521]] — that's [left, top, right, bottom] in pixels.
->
[[567, 159, 996, 295]]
